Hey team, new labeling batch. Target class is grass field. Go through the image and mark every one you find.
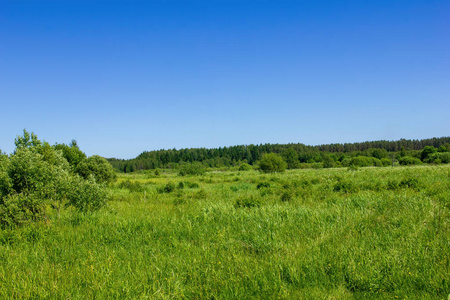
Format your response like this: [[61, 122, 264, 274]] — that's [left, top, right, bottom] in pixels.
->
[[0, 165, 449, 299]]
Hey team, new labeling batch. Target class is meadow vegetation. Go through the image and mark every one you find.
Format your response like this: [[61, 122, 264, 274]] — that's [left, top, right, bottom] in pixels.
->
[[0, 159, 449, 298]]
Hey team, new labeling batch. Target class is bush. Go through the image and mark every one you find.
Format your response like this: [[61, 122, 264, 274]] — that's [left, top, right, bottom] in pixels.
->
[[239, 163, 252, 171], [259, 153, 287, 173], [179, 162, 206, 176], [381, 158, 391, 167], [0, 193, 44, 227], [0, 130, 110, 227], [421, 146, 436, 162], [398, 156, 422, 166], [67, 177, 109, 211], [159, 182, 176, 193], [118, 180, 146, 193], [76, 155, 117, 184]]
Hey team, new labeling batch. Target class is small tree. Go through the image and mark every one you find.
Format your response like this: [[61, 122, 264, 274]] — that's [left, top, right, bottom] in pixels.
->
[[282, 148, 299, 169], [259, 153, 287, 173], [421, 146, 436, 162], [76, 155, 117, 184]]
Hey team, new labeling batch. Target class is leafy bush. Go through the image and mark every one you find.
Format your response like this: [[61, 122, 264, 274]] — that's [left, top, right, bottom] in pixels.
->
[[381, 158, 391, 167], [421, 146, 436, 162], [259, 153, 287, 173], [0, 130, 110, 227], [179, 162, 206, 176], [429, 152, 450, 164], [184, 181, 199, 188], [53, 141, 86, 168], [239, 163, 252, 171], [67, 177, 108, 211], [398, 156, 422, 166], [76, 155, 117, 184], [118, 180, 146, 193], [158, 182, 176, 193], [0, 193, 44, 227]]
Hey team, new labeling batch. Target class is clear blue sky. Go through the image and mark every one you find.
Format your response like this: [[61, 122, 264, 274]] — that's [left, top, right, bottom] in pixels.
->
[[1, 0, 449, 159]]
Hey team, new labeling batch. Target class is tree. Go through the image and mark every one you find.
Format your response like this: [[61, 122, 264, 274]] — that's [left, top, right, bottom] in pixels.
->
[[259, 153, 287, 173], [282, 148, 299, 169], [1, 131, 110, 227], [421, 146, 436, 162], [322, 154, 335, 168], [53, 141, 87, 168], [76, 155, 117, 184]]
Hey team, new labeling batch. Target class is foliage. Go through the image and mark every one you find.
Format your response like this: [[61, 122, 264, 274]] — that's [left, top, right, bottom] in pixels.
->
[[281, 148, 299, 169], [178, 162, 206, 176], [259, 153, 287, 173], [0, 130, 110, 227], [421, 146, 436, 162], [399, 156, 422, 166], [322, 155, 335, 168], [238, 163, 252, 171], [108, 136, 450, 172], [53, 140, 87, 168], [76, 155, 117, 184]]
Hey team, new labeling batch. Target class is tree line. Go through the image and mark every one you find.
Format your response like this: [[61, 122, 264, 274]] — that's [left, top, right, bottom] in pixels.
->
[[107, 137, 450, 172]]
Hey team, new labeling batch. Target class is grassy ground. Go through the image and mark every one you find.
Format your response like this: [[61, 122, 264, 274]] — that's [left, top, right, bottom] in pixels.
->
[[0, 165, 449, 299]]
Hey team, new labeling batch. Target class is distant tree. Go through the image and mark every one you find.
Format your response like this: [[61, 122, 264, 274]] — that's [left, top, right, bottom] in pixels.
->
[[259, 153, 287, 173], [178, 162, 206, 176], [400, 146, 407, 158], [322, 155, 335, 168], [282, 148, 299, 169], [399, 156, 422, 165], [421, 146, 436, 162], [239, 163, 252, 171]]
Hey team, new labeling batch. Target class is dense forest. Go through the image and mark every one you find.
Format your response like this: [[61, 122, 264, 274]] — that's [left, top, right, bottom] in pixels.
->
[[108, 137, 450, 172]]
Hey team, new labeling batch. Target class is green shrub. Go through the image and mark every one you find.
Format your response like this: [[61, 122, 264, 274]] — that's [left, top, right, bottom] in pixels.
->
[[184, 181, 199, 188], [0, 130, 110, 227], [67, 177, 109, 211], [421, 146, 436, 161], [159, 182, 176, 193], [239, 163, 252, 171], [398, 156, 422, 165], [76, 155, 117, 184], [333, 180, 358, 193], [118, 180, 146, 193], [179, 162, 206, 176], [259, 153, 287, 173], [381, 158, 391, 166], [0, 193, 44, 227]]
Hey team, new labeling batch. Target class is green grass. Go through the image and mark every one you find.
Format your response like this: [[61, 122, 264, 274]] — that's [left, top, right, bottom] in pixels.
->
[[1, 165, 449, 299]]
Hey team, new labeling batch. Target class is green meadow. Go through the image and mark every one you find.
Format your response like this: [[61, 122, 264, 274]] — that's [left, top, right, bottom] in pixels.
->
[[1, 165, 449, 299]]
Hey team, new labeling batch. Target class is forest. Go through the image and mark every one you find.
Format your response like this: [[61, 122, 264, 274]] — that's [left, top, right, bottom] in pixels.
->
[[108, 137, 450, 172]]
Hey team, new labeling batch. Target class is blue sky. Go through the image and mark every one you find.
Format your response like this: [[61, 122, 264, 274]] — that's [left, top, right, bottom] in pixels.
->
[[1, 0, 449, 158]]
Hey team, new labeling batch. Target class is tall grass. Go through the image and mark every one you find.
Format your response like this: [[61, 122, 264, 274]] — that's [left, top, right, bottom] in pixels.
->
[[0, 165, 449, 299]]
